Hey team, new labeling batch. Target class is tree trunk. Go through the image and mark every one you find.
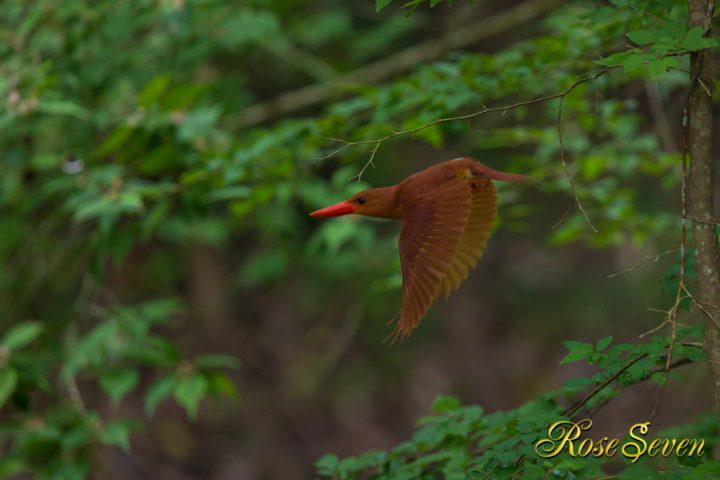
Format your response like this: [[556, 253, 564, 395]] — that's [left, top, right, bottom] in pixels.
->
[[687, 0, 720, 408]]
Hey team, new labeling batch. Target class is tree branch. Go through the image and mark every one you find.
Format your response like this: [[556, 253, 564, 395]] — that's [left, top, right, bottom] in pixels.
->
[[562, 354, 646, 418], [606, 248, 681, 278], [231, 0, 564, 129], [325, 68, 612, 172], [563, 354, 696, 420], [554, 91, 598, 232]]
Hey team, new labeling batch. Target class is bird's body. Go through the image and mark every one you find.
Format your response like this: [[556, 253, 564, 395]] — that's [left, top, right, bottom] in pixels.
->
[[310, 157, 524, 341]]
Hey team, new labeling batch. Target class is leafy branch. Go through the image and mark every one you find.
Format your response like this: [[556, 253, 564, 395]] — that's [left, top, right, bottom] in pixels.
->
[[322, 68, 613, 176], [321, 68, 614, 234]]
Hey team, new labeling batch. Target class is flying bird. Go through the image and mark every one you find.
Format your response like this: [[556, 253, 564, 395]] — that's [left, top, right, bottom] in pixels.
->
[[310, 157, 525, 341]]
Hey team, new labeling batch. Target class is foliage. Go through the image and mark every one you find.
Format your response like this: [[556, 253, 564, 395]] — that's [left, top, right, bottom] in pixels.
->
[[316, 327, 718, 479]]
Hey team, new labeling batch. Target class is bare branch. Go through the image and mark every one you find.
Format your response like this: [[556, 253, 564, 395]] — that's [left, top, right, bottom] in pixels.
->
[[606, 248, 681, 278], [685, 214, 720, 225], [563, 354, 647, 418], [555, 91, 599, 232], [644, 101, 690, 420], [550, 202, 573, 230], [231, 0, 565, 129]]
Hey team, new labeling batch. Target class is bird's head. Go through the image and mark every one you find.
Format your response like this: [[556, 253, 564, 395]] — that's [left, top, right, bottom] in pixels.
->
[[310, 187, 400, 219]]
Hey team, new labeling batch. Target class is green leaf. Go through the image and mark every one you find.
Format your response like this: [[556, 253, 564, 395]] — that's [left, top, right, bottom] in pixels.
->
[[315, 454, 339, 476], [141, 200, 170, 241], [431, 395, 460, 413], [662, 56, 680, 70], [595, 336, 613, 352], [414, 124, 444, 147], [376, 0, 392, 12], [206, 371, 240, 400], [626, 29, 659, 45], [138, 75, 171, 106], [518, 462, 545, 479], [650, 371, 667, 386], [648, 59, 666, 79], [680, 26, 719, 51], [3, 322, 43, 350], [145, 376, 176, 415], [0, 454, 24, 477], [100, 369, 140, 406], [174, 374, 208, 419], [688, 348, 708, 362], [618, 463, 664, 480], [0, 368, 18, 409], [99, 420, 138, 451], [622, 53, 647, 72], [194, 354, 240, 370], [560, 341, 593, 364], [35, 100, 91, 120], [595, 51, 630, 67]]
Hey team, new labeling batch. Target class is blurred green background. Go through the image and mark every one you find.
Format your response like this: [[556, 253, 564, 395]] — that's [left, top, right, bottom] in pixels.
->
[[0, 0, 715, 478]]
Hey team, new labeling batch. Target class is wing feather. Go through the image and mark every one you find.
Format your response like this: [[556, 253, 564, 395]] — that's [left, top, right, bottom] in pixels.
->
[[439, 181, 497, 299], [391, 179, 472, 341]]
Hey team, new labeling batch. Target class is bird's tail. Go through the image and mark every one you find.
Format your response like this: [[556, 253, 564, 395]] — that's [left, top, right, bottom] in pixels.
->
[[468, 159, 526, 182]]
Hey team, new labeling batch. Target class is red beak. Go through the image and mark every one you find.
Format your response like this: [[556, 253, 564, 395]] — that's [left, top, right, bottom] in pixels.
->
[[309, 200, 356, 218]]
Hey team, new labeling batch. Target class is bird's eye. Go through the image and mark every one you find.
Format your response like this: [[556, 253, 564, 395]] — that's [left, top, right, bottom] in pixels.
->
[[357, 197, 366, 204]]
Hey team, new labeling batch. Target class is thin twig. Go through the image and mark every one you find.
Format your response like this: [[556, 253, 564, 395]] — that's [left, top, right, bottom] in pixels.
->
[[618, 0, 667, 25], [555, 88, 598, 232], [646, 97, 692, 421], [685, 214, 720, 225], [324, 69, 612, 176], [638, 312, 689, 338], [65, 273, 95, 412], [64, 325, 87, 412], [318, 137, 354, 160], [606, 248, 681, 278], [550, 202, 573, 230], [563, 354, 647, 418], [349, 141, 381, 181], [589, 357, 694, 419]]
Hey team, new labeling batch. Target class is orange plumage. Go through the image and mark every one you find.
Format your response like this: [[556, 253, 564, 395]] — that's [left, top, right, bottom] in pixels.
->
[[310, 157, 525, 341]]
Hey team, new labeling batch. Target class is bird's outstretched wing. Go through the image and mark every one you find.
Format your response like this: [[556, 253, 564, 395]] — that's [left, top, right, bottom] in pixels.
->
[[392, 178, 472, 342], [438, 180, 497, 299]]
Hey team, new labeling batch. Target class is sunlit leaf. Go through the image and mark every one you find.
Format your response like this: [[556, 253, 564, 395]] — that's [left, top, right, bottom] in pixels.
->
[[145, 376, 176, 415], [100, 369, 140, 406], [174, 374, 208, 419], [0, 368, 18, 409], [2, 322, 43, 350]]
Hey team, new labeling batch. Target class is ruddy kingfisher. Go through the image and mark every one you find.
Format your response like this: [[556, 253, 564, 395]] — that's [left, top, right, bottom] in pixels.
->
[[310, 157, 525, 341]]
